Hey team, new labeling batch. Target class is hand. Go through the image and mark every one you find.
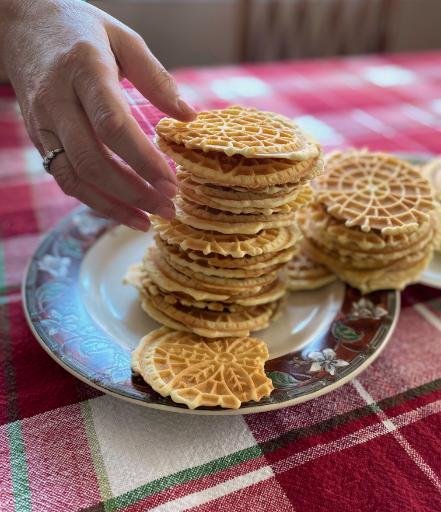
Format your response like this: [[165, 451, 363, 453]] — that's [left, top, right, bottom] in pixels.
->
[[0, 0, 196, 230]]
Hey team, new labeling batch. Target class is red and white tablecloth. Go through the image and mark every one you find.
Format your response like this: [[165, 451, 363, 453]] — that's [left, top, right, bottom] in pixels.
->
[[0, 51, 441, 512]]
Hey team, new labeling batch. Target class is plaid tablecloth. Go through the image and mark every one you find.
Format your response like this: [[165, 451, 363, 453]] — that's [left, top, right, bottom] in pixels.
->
[[1, 51, 441, 512]]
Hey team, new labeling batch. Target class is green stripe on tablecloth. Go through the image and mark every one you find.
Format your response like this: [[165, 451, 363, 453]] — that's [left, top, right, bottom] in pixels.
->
[[81, 401, 113, 507], [99, 377, 441, 510], [379, 378, 441, 409], [105, 445, 262, 511], [7, 421, 31, 512], [260, 377, 441, 454]]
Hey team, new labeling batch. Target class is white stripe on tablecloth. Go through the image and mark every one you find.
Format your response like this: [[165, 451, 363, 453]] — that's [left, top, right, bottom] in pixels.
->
[[89, 395, 257, 496], [353, 379, 441, 492], [149, 466, 274, 512], [271, 397, 441, 475], [413, 303, 441, 332]]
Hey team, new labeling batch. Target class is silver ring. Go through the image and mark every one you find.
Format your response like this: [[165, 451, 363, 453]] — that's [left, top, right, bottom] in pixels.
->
[[43, 148, 65, 173]]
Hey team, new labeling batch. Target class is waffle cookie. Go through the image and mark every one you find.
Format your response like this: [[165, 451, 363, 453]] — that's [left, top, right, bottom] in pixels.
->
[[298, 150, 436, 293], [156, 105, 319, 159], [178, 169, 313, 213], [316, 150, 433, 235], [286, 245, 337, 291], [175, 196, 296, 235], [157, 136, 323, 188], [156, 235, 288, 278], [142, 290, 277, 338], [151, 216, 300, 258], [132, 327, 273, 409]]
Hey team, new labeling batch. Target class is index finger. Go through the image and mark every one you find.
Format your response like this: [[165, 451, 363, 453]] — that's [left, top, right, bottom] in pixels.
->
[[74, 64, 177, 198]]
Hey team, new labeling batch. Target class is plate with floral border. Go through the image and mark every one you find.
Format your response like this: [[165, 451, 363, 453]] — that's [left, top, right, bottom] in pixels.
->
[[22, 206, 400, 415]]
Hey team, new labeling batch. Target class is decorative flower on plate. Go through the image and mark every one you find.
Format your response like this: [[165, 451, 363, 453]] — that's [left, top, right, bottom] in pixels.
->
[[40, 309, 78, 335], [307, 348, 349, 376], [38, 255, 70, 278], [73, 212, 106, 236], [350, 298, 387, 320]]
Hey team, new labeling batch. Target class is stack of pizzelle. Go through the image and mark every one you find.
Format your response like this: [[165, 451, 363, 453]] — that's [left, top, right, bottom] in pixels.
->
[[286, 242, 337, 291], [422, 157, 441, 252], [126, 105, 323, 408], [297, 150, 436, 294]]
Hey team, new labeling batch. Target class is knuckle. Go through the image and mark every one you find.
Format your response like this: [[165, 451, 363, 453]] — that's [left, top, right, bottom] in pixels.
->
[[102, 203, 124, 223], [29, 82, 53, 115], [135, 191, 159, 212], [29, 132, 44, 154], [126, 28, 145, 47], [58, 40, 98, 72], [151, 67, 174, 92], [131, 32, 147, 50], [94, 109, 126, 142], [74, 150, 102, 184]]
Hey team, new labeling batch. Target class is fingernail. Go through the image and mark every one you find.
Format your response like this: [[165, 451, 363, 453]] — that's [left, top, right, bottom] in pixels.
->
[[177, 98, 197, 119], [155, 205, 176, 220], [129, 216, 150, 232], [155, 179, 177, 199]]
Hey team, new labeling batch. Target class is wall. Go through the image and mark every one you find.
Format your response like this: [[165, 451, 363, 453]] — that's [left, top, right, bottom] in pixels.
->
[[91, 0, 441, 70], [91, 0, 239, 69]]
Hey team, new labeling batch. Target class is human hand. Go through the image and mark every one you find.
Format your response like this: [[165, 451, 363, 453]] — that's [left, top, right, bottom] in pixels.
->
[[0, 0, 196, 230]]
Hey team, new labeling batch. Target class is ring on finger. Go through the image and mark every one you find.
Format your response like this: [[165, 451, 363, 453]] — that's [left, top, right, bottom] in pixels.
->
[[42, 147, 65, 173]]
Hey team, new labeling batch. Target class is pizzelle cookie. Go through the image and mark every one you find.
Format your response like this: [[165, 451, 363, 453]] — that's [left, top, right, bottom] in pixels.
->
[[156, 136, 323, 188], [143, 289, 278, 338], [316, 150, 434, 235], [175, 197, 295, 235], [297, 201, 434, 252], [299, 212, 436, 270], [303, 237, 432, 294], [286, 245, 337, 291], [164, 256, 278, 289], [185, 244, 298, 270], [298, 150, 436, 292], [178, 169, 311, 212], [132, 327, 273, 409], [156, 235, 284, 278], [151, 216, 300, 257], [144, 249, 269, 301], [156, 105, 319, 159]]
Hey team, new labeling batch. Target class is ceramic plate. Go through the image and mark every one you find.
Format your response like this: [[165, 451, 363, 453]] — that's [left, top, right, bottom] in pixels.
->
[[23, 206, 399, 415]]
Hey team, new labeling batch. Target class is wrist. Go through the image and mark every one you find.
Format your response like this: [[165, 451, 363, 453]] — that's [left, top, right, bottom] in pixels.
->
[[0, 0, 41, 81]]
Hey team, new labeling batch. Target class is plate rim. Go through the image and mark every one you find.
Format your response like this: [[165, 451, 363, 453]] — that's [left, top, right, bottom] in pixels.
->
[[22, 289, 400, 416]]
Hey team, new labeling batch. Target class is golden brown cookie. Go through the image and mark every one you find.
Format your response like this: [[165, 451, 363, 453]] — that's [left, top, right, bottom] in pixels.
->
[[178, 169, 312, 213], [142, 290, 277, 338], [286, 246, 337, 291], [175, 196, 295, 235], [151, 216, 300, 258], [156, 106, 319, 159], [316, 150, 434, 234], [132, 327, 273, 409], [157, 136, 323, 188]]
